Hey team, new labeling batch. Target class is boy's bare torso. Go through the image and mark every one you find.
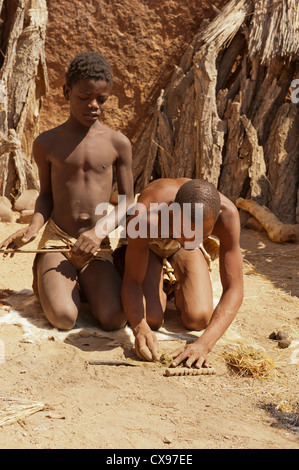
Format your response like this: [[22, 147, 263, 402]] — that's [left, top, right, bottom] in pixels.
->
[[39, 120, 119, 238]]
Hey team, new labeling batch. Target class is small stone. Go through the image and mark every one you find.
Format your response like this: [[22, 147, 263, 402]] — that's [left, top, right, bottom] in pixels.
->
[[14, 189, 39, 211], [269, 331, 277, 340], [0, 202, 14, 222], [79, 329, 92, 338], [0, 196, 12, 209], [278, 339, 291, 349], [163, 436, 172, 444], [276, 330, 288, 341]]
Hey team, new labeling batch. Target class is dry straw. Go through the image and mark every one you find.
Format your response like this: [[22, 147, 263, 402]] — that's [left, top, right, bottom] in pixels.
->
[[222, 344, 277, 379], [0, 396, 44, 427]]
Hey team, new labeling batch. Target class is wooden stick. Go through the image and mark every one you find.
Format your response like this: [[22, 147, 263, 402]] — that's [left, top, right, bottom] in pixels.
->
[[164, 367, 216, 376], [88, 360, 216, 375], [89, 360, 140, 367], [89, 359, 159, 369], [0, 248, 112, 254]]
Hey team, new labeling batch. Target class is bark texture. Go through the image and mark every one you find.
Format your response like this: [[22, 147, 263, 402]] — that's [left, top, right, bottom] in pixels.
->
[[0, 0, 48, 199], [132, 0, 299, 224]]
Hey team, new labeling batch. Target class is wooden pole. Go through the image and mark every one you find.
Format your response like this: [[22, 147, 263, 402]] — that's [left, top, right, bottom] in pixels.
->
[[0, 248, 112, 254]]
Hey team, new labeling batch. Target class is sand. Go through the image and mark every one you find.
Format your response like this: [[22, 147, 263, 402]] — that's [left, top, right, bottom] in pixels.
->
[[0, 219, 298, 449]]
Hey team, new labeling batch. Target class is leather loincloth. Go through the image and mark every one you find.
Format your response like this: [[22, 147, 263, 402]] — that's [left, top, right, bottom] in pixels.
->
[[32, 219, 113, 296]]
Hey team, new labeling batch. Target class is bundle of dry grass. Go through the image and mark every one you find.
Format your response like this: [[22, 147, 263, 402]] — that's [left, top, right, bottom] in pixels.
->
[[223, 345, 277, 379], [0, 396, 44, 427]]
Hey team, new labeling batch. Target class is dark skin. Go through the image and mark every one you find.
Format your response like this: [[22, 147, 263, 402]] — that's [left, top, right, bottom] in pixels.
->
[[0, 78, 134, 330], [121, 178, 244, 368]]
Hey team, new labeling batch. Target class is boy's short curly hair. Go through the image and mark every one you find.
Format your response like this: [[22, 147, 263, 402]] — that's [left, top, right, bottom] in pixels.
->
[[175, 179, 221, 223], [65, 51, 113, 89]]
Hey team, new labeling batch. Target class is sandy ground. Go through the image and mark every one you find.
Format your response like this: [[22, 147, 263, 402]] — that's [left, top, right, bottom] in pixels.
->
[[0, 219, 298, 450]]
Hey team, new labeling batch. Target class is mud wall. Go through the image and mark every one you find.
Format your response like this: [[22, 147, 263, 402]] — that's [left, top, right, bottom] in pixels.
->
[[40, 0, 228, 142]]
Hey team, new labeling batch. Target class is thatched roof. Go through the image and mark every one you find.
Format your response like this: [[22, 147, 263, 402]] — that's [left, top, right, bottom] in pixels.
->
[[202, 0, 299, 64]]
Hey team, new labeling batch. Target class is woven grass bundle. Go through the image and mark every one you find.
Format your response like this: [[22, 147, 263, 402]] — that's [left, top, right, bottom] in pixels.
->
[[223, 345, 277, 379]]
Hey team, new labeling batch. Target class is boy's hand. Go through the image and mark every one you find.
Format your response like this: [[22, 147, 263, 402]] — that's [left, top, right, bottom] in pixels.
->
[[171, 340, 210, 369], [134, 324, 159, 362], [71, 228, 103, 255], [0, 226, 38, 258]]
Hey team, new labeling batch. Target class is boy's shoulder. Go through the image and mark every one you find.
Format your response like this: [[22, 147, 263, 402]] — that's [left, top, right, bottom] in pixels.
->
[[32, 124, 70, 164], [34, 124, 65, 149], [214, 192, 240, 240], [219, 192, 239, 219], [99, 125, 132, 160], [100, 124, 131, 148]]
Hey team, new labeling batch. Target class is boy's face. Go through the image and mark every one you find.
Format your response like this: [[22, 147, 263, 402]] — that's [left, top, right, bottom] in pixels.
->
[[64, 78, 110, 127], [172, 211, 214, 249]]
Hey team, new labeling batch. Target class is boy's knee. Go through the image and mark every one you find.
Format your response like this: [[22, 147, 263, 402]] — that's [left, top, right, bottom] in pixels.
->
[[148, 318, 163, 331], [95, 307, 127, 331], [180, 306, 213, 331], [48, 308, 77, 330], [50, 315, 76, 330], [145, 295, 166, 331], [147, 311, 164, 331]]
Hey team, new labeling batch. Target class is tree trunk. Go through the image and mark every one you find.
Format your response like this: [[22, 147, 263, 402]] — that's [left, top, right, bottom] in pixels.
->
[[0, 0, 48, 200], [131, 0, 299, 224]]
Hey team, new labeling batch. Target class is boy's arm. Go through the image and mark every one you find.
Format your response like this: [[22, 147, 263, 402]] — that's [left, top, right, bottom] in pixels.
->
[[172, 203, 244, 368], [28, 135, 53, 234], [0, 135, 53, 252], [111, 132, 134, 231], [121, 235, 160, 362], [114, 132, 134, 205]]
